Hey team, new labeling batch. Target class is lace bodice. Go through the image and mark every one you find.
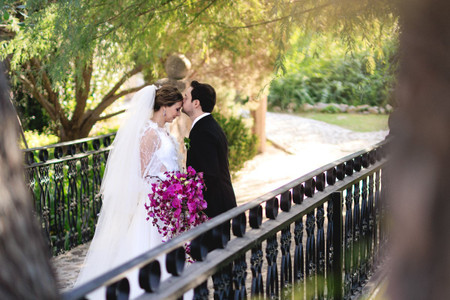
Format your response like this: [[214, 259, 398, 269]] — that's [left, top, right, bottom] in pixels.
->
[[139, 120, 180, 181]]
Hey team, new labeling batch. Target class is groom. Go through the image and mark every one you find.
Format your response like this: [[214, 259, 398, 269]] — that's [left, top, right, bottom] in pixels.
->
[[182, 80, 237, 219]]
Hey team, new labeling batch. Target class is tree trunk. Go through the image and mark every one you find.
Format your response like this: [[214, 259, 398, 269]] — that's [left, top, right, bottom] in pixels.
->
[[0, 64, 59, 299], [388, 0, 450, 299]]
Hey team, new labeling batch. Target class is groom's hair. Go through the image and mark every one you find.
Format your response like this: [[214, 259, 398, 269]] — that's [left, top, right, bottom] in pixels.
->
[[190, 81, 216, 113]]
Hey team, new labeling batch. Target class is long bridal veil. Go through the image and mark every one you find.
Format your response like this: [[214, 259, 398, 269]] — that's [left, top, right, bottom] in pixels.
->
[[75, 85, 157, 288]]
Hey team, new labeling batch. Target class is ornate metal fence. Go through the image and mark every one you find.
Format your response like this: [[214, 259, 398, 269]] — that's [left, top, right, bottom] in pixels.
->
[[24, 133, 115, 255], [63, 140, 388, 300]]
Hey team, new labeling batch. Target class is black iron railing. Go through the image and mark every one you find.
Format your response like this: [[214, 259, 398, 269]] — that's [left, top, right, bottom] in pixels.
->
[[23, 133, 116, 255], [63, 140, 388, 300]]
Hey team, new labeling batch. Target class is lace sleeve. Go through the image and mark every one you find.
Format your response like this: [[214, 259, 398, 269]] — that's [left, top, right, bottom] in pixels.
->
[[140, 127, 164, 179]]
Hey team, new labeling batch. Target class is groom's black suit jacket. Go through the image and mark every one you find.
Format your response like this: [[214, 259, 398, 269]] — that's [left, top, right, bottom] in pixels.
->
[[186, 114, 237, 219]]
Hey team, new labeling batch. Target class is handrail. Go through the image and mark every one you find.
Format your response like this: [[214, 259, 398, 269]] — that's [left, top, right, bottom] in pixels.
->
[[64, 139, 389, 299]]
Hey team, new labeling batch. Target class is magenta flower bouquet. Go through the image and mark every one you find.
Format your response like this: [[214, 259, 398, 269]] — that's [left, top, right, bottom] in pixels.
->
[[145, 166, 209, 244]]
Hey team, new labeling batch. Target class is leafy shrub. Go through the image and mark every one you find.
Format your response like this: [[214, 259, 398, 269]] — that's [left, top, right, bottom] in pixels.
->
[[322, 105, 341, 114], [212, 111, 258, 175], [22, 131, 59, 149], [268, 30, 398, 111]]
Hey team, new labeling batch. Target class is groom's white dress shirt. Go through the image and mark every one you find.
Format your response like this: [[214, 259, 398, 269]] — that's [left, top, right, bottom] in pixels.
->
[[191, 113, 211, 130]]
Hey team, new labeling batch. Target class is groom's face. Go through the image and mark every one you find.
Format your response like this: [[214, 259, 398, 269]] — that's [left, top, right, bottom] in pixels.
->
[[182, 86, 194, 116]]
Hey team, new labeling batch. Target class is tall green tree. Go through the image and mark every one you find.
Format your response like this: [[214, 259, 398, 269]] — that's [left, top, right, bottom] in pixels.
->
[[0, 1, 258, 140], [1, 0, 397, 141]]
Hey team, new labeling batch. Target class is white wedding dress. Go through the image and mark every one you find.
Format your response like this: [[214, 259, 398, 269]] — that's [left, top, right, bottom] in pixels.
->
[[74, 86, 186, 299], [112, 121, 181, 298]]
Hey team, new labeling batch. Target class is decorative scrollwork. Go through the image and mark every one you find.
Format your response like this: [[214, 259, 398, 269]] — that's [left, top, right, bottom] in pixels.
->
[[367, 173, 375, 267], [380, 167, 388, 247], [232, 256, 247, 299], [213, 267, 232, 300], [37, 165, 51, 249], [92, 153, 103, 222], [327, 200, 335, 298], [306, 211, 316, 297], [352, 183, 361, 294], [293, 219, 304, 285], [23, 134, 114, 254], [67, 159, 79, 248], [360, 177, 369, 283], [316, 205, 325, 298], [193, 281, 208, 300], [374, 170, 381, 256], [250, 245, 264, 297], [53, 162, 66, 254], [266, 236, 279, 298], [344, 187, 353, 298], [280, 226, 292, 296], [79, 156, 91, 243], [25, 165, 36, 196]]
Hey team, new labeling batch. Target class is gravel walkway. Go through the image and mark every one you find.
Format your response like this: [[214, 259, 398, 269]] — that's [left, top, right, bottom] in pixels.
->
[[52, 112, 388, 292], [233, 112, 388, 203]]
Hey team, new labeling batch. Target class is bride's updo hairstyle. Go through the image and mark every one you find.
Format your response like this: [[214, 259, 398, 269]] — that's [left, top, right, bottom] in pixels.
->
[[153, 85, 183, 111]]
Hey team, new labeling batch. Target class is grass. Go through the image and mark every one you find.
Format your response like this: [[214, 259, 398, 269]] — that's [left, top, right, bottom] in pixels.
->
[[294, 112, 389, 132]]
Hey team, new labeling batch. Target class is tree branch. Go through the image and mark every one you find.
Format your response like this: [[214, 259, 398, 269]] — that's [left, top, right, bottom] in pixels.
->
[[102, 65, 144, 103], [73, 59, 93, 127], [95, 109, 126, 121], [80, 84, 145, 135], [186, 0, 217, 26], [90, 84, 144, 119], [213, 2, 334, 30], [18, 72, 57, 121], [94, 0, 184, 40], [76, 64, 144, 135], [0, 26, 16, 39], [29, 58, 70, 129]]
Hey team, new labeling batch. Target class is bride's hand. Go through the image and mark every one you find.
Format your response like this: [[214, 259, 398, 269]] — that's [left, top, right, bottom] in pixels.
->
[[144, 175, 162, 185]]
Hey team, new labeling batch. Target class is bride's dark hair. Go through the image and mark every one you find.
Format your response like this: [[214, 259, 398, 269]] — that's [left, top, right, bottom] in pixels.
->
[[154, 85, 183, 111]]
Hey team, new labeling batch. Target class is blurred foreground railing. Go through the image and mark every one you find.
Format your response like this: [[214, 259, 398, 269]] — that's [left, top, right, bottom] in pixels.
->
[[23, 133, 116, 255], [64, 140, 389, 300]]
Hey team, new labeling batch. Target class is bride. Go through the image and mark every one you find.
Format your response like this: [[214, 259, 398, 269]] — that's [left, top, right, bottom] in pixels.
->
[[74, 84, 184, 298]]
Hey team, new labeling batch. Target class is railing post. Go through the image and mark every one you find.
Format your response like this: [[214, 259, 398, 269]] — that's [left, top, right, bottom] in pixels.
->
[[331, 192, 343, 300]]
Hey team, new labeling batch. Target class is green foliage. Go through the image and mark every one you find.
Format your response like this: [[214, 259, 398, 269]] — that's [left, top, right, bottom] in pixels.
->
[[22, 130, 58, 148], [1, 0, 398, 140], [268, 25, 398, 111], [212, 111, 258, 175], [0, 0, 282, 140], [321, 105, 341, 114]]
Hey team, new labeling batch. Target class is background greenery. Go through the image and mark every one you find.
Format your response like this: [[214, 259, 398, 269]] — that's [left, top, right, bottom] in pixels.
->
[[4, 0, 398, 168], [1, 0, 279, 141], [268, 27, 398, 112], [213, 112, 258, 175], [2, 1, 397, 142]]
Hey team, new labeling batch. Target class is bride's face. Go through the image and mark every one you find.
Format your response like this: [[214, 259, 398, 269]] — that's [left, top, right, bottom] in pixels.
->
[[164, 101, 183, 123]]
